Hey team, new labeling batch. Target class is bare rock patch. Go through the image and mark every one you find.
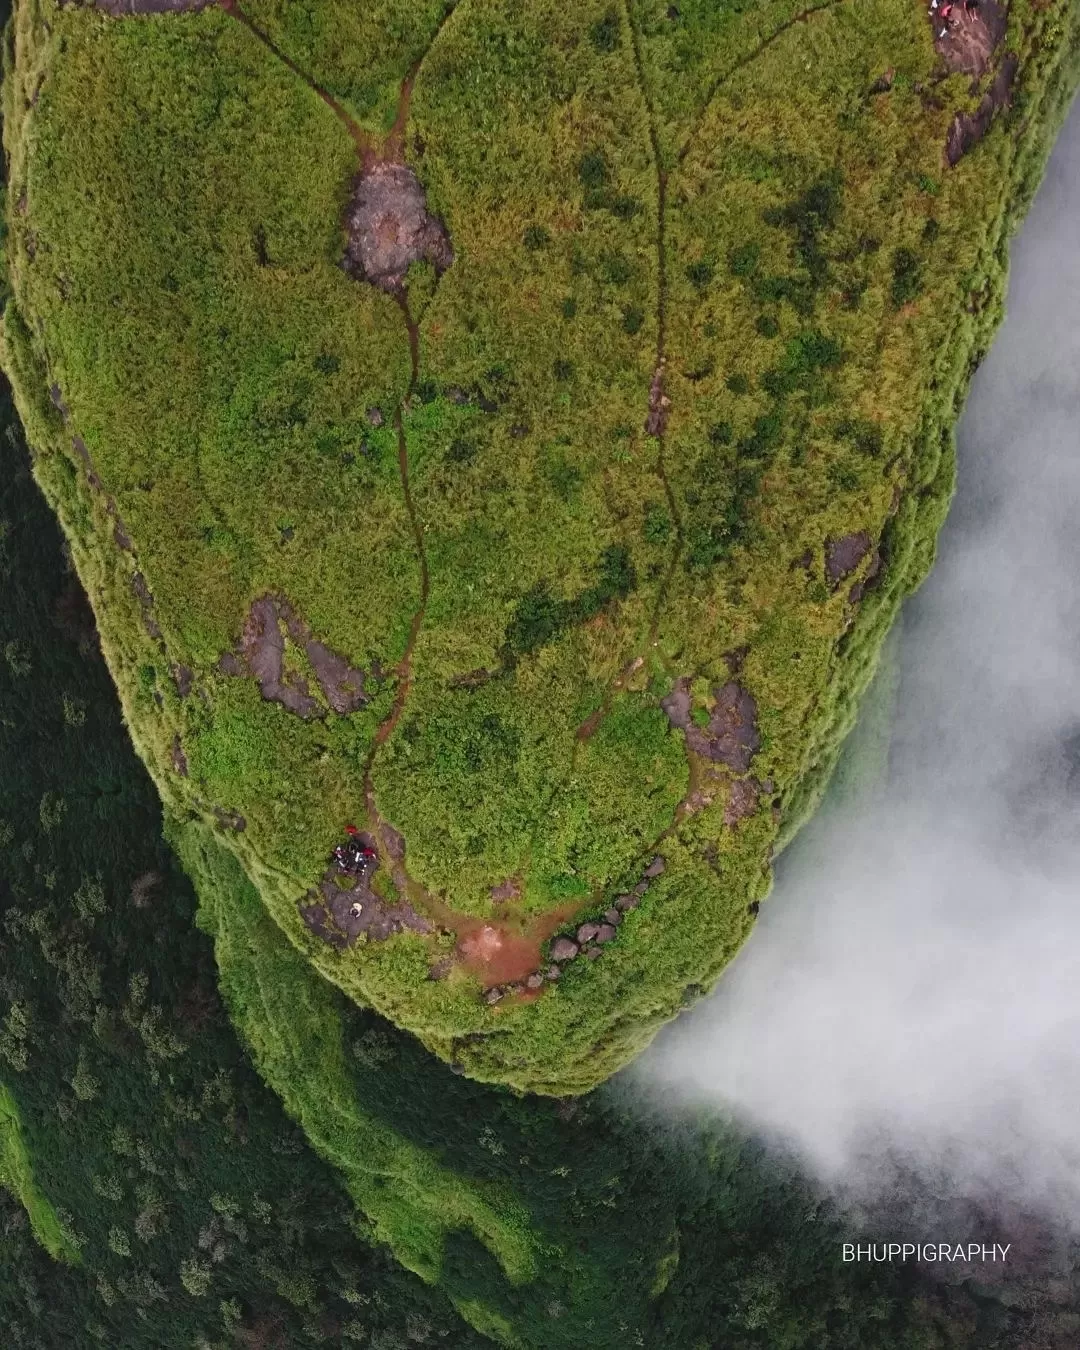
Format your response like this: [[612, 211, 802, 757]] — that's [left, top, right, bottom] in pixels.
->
[[688, 681, 760, 773], [234, 595, 371, 719], [300, 831, 432, 949], [343, 164, 453, 293], [945, 53, 1019, 166], [825, 530, 872, 586], [931, 0, 1007, 78]]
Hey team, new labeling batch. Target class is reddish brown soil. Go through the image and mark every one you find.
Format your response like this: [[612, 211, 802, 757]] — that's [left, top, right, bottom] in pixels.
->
[[437, 899, 586, 989]]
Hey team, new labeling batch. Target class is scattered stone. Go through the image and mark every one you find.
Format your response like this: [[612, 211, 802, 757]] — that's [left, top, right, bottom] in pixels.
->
[[484, 986, 504, 1005], [644, 855, 666, 879], [545, 965, 561, 981], [869, 66, 895, 95], [825, 531, 872, 586], [366, 406, 385, 427], [595, 924, 618, 944], [603, 908, 622, 926], [849, 549, 883, 604], [112, 517, 133, 551], [525, 972, 544, 991], [660, 678, 692, 729], [343, 163, 454, 293], [615, 893, 641, 912], [551, 936, 579, 962], [576, 922, 600, 944], [49, 383, 69, 418], [130, 570, 162, 640], [585, 946, 602, 960], [446, 385, 469, 405], [632, 881, 649, 896]]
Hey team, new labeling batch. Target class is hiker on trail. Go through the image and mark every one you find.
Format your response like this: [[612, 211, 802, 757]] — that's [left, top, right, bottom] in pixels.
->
[[963, 0, 978, 14], [940, 2, 953, 18]]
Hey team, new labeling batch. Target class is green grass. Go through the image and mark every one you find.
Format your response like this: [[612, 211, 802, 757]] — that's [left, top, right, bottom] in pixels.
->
[[2, 0, 1079, 1095], [2, 391, 1075, 1348], [0, 1082, 80, 1263]]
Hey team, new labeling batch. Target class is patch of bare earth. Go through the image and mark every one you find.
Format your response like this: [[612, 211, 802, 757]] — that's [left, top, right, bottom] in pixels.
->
[[231, 595, 371, 719], [661, 677, 763, 829], [299, 833, 432, 950], [86, 0, 215, 12], [343, 164, 453, 293]]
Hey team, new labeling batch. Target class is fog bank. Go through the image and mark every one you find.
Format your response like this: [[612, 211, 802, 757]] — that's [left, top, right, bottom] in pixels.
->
[[642, 98, 1080, 1225]]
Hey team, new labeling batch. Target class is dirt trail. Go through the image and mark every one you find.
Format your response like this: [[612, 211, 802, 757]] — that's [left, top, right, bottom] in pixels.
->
[[677, 0, 854, 165], [221, 1, 375, 159]]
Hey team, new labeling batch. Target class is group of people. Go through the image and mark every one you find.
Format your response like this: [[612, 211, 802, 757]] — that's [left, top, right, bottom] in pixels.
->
[[930, 0, 979, 38], [332, 824, 377, 878]]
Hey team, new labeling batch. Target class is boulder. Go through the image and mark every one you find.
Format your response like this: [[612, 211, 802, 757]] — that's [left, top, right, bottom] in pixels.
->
[[595, 924, 618, 944], [484, 987, 504, 1005], [604, 908, 623, 926], [616, 893, 642, 912], [551, 936, 579, 962], [576, 922, 600, 944], [525, 972, 544, 991], [545, 965, 562, 981], [644, 855, 666, 878]]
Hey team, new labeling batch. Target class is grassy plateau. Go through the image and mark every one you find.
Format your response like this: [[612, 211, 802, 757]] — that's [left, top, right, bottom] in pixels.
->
[[2, 0, 1078, 1098]]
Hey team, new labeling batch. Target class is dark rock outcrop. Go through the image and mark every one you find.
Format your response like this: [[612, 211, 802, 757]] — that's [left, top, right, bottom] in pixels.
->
[[945, 53, 1019, 167]]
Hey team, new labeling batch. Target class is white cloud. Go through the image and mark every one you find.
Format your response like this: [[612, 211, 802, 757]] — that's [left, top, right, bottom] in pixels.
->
[[641, 97, 1080, 1228]]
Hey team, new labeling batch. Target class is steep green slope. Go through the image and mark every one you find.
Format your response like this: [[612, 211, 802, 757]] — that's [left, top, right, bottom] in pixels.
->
[[0, 391, 487, 1349], [6, 394, 1080, 1348], [3, 0, 1078, 1093]]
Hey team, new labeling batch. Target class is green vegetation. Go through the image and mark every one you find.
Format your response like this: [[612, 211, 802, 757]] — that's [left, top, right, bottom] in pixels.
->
[[7, 386, 1080, 1346], [0, 1082, 80, 1263], [2, 0, 1079, 1099], [0, 388, 487, 1345]]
